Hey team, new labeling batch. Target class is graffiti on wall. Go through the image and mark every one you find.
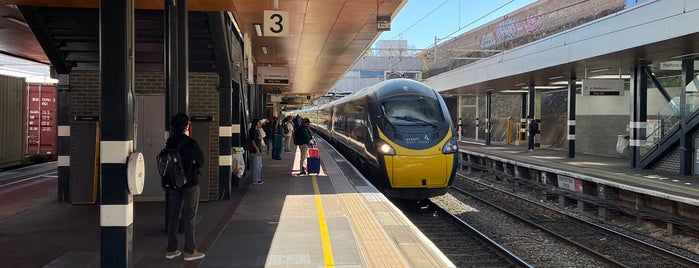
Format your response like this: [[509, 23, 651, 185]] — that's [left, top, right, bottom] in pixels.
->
[[480, 11, 543, 50]]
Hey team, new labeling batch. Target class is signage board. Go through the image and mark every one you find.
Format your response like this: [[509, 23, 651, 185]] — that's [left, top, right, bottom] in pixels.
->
[[582, 79, 624, 96], [258, 66, 290, 85], [377, 16, 391, 31], [558, 175, 583, 193], [263, 10, 290, 37]]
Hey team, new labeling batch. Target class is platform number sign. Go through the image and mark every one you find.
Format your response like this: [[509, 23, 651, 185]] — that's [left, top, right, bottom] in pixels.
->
[[263, 10, 289, 37]]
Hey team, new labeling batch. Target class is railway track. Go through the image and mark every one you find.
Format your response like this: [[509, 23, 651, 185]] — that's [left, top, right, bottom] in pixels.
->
[[0, 162, 57, 187], [392, 199, 532, 267], [450, 174, 699, 267]]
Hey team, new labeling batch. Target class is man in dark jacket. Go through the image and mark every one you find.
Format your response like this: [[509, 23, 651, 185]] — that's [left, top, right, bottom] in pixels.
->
[[526, 116, 539, 151], [296, 118, 313, 175], [165, 113, 206, 261]]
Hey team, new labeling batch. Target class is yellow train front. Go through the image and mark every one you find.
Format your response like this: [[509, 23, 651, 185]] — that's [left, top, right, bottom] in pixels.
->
[[302, 78, 458, 200]]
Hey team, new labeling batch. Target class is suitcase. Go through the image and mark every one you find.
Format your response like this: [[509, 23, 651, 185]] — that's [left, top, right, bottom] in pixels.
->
[[308, 147, 319, 158], [307, 157, 320, 174]]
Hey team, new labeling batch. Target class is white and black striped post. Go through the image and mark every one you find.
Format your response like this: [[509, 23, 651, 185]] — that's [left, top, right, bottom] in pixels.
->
[[630, 65, 648, 167], [56, 73, 70, 202], [99, 1, 135, 266], [567, 76, 576, 158]]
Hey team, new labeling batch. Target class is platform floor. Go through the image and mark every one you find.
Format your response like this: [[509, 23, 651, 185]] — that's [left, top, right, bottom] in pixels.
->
[[0, 139, 454, 267], [459, 139, 699, 205]]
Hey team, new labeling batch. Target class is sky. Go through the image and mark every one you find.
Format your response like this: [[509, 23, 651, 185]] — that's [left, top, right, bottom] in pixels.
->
[[375, 0, 539, 49]]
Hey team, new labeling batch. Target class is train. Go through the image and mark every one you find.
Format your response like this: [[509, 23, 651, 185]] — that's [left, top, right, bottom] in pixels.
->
[[296, 78, 458, 200], [0, 74, 58, 169]]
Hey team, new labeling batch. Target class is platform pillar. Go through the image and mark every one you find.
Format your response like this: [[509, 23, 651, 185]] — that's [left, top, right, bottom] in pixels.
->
[[99, 1, 135, 267]]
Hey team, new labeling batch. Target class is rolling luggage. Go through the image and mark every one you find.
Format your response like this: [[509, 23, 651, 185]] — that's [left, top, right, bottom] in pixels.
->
[[307, 156, 320, 174], [308, 147, 319, 158]]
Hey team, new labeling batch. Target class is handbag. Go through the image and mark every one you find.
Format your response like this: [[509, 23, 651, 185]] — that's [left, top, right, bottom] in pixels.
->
[[243, 139, 255, 152]]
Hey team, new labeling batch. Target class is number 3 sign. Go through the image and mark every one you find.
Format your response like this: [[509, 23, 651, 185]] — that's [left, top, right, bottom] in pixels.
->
[[263, 10, 289, 37]]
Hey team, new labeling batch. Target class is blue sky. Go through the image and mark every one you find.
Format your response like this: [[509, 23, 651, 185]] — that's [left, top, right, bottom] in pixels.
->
[[376, 0, 538, 49]]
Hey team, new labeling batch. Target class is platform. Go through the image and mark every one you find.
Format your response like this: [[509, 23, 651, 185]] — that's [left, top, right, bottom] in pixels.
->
[[0, 139, 454, 267]]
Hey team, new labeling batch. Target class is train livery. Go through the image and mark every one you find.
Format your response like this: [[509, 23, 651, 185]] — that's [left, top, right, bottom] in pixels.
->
[[297, 78, 458, 200]]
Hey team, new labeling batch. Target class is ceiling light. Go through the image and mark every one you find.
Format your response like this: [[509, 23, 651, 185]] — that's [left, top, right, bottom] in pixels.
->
[[253, 24, 263, 37], [671, 52, 699, 59], [4, 16, 28, 28], [521, 86, 566, 90], [550, 81, 582, 85], [514, 82, 527, 87], [261, 46, 268, 54], [589, 75, 631, 79], [548, 76, 564, 80], [500, 89, 529, 93], [589, 68, 611, 73]]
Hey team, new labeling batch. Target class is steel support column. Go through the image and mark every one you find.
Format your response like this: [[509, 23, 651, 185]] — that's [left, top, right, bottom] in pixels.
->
[[630, 65, 648, 167], [232, 79, 243, 147], [164, 0, 189, 232], [99, 1, 135, 266], [520, 93, 527, 141], [165, 0, 189, 125], [218, 82, 233, 198], [568, 77, 577, 158], [56, 73, 70, 203], [208, 12, 233, 199], [528, 85, 536, 150], [680, 59, 694, 175], [485, 91, 492, 145]]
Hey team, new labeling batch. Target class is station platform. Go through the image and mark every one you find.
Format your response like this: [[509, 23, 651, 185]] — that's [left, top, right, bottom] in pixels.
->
[[458, 140, 699, 205], [0, 139, 454, 267]]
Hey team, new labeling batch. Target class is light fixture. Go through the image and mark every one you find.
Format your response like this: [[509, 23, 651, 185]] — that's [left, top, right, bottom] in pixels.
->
[[548, 76, 564, 80], [261, 46, 268, 54], [589, 68, 611, 73], [550, 81, 582, 85], [521, 86, 567, 90], [671, 52, 699, 59], [514, 82, 527, 87], [253, 23, 263, 37], [500, 89, 529, 93], [4, 16, 28, 28], [589, 75, 631, 79]]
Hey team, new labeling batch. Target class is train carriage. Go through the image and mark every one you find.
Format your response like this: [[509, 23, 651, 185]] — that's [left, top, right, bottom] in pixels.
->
[[299, 78, 458, 200]]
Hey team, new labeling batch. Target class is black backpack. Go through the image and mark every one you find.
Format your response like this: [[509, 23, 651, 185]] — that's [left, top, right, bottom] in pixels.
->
[[293, 127, 304, 145], [157, 139, 188, 189]]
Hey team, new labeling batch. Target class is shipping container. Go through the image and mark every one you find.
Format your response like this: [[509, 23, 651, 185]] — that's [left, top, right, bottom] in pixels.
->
[[26, 83, 57, 155], [0, 75, 27, 169]]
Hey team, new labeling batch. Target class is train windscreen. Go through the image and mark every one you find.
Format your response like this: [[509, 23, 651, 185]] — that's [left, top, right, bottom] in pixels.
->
[[381, 96, 443, 126]]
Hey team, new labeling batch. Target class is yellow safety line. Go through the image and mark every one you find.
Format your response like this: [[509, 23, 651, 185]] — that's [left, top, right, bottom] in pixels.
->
[[312, 174, 335, 267]]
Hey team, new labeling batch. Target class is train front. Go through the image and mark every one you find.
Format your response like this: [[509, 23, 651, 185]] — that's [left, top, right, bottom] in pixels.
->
[[371, 80, 458, 200]]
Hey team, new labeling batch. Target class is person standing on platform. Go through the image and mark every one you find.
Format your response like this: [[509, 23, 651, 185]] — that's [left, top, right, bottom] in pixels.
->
[[272, 118, 284, 160], [249, 119, 264, 184], [526, 116, 539, 151], [295, 118, 313, 175], [262, 118, 273, 154], [283, 116, 294, 152], [165, 113, 206, 261]]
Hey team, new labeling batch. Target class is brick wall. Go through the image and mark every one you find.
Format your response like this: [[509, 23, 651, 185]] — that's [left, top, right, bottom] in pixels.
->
[[188, 73, 220, 199], [70, 71, 101, 117], [70, 71, 221, 199]]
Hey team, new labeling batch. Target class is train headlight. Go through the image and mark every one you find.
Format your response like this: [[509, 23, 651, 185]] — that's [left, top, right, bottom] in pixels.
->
[[441, 137, 458, 154], [376, 140, 396, 156]]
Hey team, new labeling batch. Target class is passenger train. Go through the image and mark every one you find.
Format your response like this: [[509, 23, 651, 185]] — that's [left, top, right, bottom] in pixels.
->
[[296, 78, 458, 200]]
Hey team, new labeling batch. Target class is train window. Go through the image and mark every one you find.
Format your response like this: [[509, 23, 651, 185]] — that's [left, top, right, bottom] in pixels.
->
[[382, 96, 443, 126]]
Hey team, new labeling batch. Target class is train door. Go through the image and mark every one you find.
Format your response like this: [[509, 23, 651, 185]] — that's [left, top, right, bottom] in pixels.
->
[[135, 94, 166, 200]]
